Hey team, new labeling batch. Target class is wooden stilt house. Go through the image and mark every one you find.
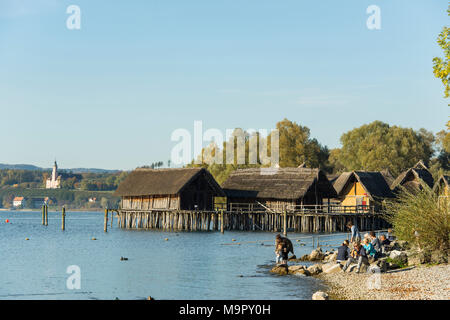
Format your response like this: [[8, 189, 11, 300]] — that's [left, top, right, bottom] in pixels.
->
[[221, 167, 337, 212], [114, 168, 225, 211], [390, 160, 434, 194], [333, 171, 395, 212]]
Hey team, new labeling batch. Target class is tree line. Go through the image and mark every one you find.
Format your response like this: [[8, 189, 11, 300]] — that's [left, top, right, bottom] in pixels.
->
[[188, 119, 449, 185]]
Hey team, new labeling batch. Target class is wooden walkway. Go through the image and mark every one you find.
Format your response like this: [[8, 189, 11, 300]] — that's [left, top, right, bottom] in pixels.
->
[[114, 209, 389, 233]]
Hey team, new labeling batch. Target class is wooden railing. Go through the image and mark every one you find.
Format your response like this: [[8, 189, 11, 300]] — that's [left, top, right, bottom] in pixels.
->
[[227, 203, 377, 214]]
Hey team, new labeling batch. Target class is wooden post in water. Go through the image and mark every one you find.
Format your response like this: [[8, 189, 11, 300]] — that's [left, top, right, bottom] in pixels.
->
[[283, 211, 287, 237], [220, 210, 224, 234], [62, 206, 66, 231], [104, 209, 108, 232], [110, 210, 114, 228], [42, 205, 45, 225], [44, 205, 48, 226]]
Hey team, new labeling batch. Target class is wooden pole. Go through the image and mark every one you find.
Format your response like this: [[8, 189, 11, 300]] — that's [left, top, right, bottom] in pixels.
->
[[220, 210, 224, 234], [110, 210, 114, 228], [45, 205, 48, 226], [104, 209, 108, 232], [42, 205, 45, 225], [283, 210, 287, 236], [62, 207, 66, 231]]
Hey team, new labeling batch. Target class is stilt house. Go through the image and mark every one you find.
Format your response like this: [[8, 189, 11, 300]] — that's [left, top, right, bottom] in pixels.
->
[[114, 168, 225, 211]]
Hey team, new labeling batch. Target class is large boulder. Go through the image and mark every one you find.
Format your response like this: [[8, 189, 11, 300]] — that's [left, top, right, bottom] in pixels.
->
[[431, 250, 448, 264], [322, 263, 342, 274], [270, 265, 288, 275], [309, 248, 325, 261], [312, 291, 329, 300], [389, 250, 408, 265], [307, 264, 323, 275], [288, 255, 297, 261], [324, 252, 338, 262], [373, 258, 388, 273], [299, 254, 310, 261], [288, 265, 311, 276]]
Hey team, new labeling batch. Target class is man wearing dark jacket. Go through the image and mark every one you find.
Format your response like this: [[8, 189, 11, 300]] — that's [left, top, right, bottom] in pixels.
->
[[336, 240, 351, 263]]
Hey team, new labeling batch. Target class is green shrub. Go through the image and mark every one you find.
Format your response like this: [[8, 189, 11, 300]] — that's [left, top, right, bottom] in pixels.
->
[[384, 185, 449, 252]]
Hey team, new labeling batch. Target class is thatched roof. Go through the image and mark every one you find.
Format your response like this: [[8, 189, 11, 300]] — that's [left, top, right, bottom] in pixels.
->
[[114, 168, 224, 197], [391, 161, 434, 192], [333, 171, 395, 201], [380, 169, 395, 188], [221, 167, 337, 200], [433, 175, 450, 192]]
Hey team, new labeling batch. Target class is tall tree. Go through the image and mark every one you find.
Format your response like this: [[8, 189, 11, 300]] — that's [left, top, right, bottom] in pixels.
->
[[336, 121, 434, 176], [433, 3, 450, 98]]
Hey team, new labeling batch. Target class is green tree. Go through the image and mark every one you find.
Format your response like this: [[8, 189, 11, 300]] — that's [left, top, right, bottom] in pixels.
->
[[433, 3, 450, 98], [336, 121, 434, 176]]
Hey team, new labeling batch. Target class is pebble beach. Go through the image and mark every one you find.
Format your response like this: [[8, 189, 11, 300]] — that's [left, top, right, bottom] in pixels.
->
[[319, 264, 450, 300]]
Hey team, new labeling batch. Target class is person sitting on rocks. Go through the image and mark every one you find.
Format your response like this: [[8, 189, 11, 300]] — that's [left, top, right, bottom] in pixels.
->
[[379, 234, 391, 253], [342, 241, 369, 273], [369, 231, 382, 256], [387, 228, 396, 241], [363, 238, 378, 262], [336, 240, 351, 264]]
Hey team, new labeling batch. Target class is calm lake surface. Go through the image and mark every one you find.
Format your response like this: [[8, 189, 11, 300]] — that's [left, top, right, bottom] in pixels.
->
[[0, 210, 349, 300]]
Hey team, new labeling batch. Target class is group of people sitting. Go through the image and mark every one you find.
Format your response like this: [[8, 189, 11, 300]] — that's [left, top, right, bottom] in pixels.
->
[[337, 221, 396, 273]]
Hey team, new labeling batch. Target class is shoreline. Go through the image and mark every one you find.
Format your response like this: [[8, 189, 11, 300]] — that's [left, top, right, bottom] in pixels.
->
[[317, 263, 450, 300]]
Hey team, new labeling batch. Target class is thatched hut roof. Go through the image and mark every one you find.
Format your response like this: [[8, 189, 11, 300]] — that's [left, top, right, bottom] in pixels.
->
[[114, 168, 224, 197], [390, 161, 434, 192], [221, 167, 337, 200], [333, 171, 395, 201], [433, 175, 450, 192], [380, 169, 395, 188]]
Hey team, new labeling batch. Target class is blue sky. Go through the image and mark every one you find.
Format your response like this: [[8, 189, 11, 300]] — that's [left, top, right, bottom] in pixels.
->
[[0, 0, 448, 170]]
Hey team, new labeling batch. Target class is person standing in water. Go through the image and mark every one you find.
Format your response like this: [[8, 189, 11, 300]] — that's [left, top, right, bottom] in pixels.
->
[[347, 221, 361, 243], [275, 234, 294, 265]]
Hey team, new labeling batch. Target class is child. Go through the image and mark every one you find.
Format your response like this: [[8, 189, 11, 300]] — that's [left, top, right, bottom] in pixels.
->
[[275, 241, 284, 264]]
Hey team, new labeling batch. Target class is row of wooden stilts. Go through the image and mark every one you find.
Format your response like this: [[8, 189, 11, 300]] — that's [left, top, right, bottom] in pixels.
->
[[115, 210, 389, 233]]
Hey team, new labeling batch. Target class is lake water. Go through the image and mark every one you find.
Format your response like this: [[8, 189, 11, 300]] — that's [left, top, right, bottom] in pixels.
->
[[0, 210, 349, 300]]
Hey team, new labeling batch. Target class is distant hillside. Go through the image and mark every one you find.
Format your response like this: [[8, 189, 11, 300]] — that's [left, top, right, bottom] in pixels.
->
[[0, 163, 120, 174]]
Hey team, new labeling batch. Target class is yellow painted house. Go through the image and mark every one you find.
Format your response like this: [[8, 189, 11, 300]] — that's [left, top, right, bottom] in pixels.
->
[[333, 171, 395, 211]]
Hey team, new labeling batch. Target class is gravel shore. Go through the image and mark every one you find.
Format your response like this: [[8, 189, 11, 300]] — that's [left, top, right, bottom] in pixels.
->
[[318, 264, 450, 300]]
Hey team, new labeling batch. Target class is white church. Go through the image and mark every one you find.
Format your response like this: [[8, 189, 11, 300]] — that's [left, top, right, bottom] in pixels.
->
[[45, 161, 61, 189]]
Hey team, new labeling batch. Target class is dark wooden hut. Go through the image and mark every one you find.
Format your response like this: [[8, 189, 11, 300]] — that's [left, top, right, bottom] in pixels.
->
[[390, 160, 434, 193], [221, 167, 337, 211], [114, 168, 224, 211]]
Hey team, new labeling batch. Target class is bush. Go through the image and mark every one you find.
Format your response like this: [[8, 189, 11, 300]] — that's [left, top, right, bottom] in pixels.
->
[[384, 186, 449, 252]]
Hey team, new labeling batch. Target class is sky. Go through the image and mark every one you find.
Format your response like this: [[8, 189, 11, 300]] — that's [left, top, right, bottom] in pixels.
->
[[0, 0, 448, 170]]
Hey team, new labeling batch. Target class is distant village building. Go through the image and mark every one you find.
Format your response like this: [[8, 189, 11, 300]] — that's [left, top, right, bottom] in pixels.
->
[[333, 171, 395, 211], [114, 168, 225, 211], [45, 161, 61, 189], [391, 160, 434, 193], [13, 197, 26, 208], [222, 167, 337, 211]]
